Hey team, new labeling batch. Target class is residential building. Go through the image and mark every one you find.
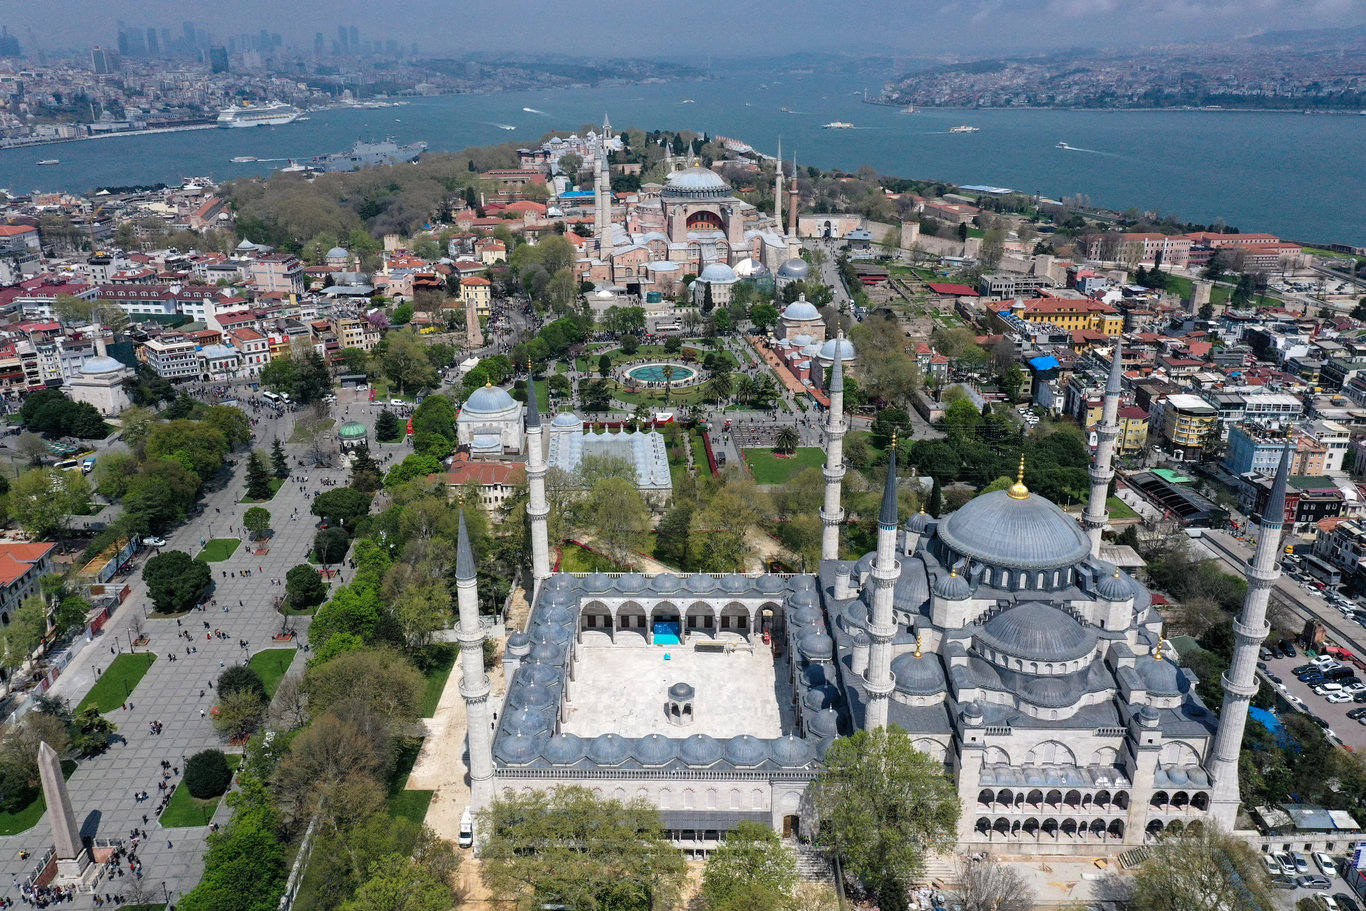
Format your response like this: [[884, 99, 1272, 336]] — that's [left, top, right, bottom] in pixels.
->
[[978, 273, 1055, 298], [460, 276, 493, 317], [0, 542, 55, 627], [142, 334, 198, 381], [442, 455, 526, 514], [1117, 405, 1149, 455], [1152, 394, 1218, 461], [1012, 298, 1123, 336], [225, 327, 269, 376], [247, 255, 304, 296], [331, 316, 380, 352]]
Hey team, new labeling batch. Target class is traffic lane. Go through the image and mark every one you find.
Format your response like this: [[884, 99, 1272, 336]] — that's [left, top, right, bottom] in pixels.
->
[[1260, 651, 1366, 750]]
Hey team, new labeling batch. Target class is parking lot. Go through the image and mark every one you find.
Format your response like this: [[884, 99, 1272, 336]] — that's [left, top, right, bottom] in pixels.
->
[[1260, 645, 1366, 751], [1262, 847, 1363, 911]]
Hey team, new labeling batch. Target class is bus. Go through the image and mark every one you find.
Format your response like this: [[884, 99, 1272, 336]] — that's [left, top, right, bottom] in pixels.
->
[[261, 391, 280, 403]]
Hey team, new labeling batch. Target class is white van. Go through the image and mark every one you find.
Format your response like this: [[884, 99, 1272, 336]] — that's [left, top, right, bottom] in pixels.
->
[[54, 459, 80, 471], [458, 808, 474, 848]]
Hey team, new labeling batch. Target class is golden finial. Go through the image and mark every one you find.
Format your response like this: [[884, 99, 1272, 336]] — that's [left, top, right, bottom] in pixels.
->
[[1007, 455, 1030, 500], [891, 429, 898, 449], [918, 503, 926, 515], [914, 629, 924, 659], [949, 567, 958, 578], [1154, 628, 1165, 661]]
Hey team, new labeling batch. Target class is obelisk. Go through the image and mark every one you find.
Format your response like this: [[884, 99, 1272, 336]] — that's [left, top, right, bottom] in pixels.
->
[[39, 741, 94, 886]]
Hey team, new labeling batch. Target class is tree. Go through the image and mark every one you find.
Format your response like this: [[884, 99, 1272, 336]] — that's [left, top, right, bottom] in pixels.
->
[[1127, 826, 1276, 911], [928, 479, 943, 517], [750, 302, 779, 335], [375, 410, 401, 442], [954, 854, 1036, 911], [655, 503, 693, 570], [478, 787, 687, 911], [312, 487, 372, 529], [620, 334, 640, 356], [185, 749, 233, 799], [813, 727, 960, 911], [598, 354, 612, 377], [270, 438, 289, 479], [212, 688, 266, 741], [68, 706, 116, 757], [383, 328, 438, 394], [9, 468, 89, 543], [243, 507, 271, 541], [142, 550, 212, 613], [146, 419, 229, 481], [340, 854, 456, 911], [314, 526, 351, 566], [301, 647, 424, 726], [15, 432, 47, 466], [978, 227, 1006, 270], [286, 564, 328, 610], [218, 665, 267, 702], [244, 451, 274, 500], [0, 710, 71, 811], [774, 426, 800, 455], [701, 821, 798, 911], [581, 477, 651, 567], [0, 595, 48, 675]]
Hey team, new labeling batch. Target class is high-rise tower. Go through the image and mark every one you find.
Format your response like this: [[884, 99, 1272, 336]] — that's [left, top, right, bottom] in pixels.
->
[[456, 511, 494, 811], [525, 372, 551, 582], [820, 334, 847, 562], [1081, 341, 1123, 557], [1207, 444, 1290, 825], [863, 437, 900, 729]]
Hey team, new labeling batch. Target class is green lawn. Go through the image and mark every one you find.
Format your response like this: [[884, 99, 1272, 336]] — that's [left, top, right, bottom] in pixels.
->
[[742, 447, 825, 484], [288, 419, 335, 443], [690, 432, 710, 476], [78, 652, 157, 713], [196, 538, 240, 562], [239, 477, 284, 503], [247, 649, 296, 700], [1107, 496, 1139, 520], [418, 644, 457, 718], [160, 754, 242, 827], [0, 760, 76, 835], [559, 541, 627, 572], [387, 739, 432, 826]]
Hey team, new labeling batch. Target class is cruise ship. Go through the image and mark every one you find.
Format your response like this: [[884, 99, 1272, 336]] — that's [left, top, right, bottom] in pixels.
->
[[217, 102, 301, 128], [309, 137, 427, 172]]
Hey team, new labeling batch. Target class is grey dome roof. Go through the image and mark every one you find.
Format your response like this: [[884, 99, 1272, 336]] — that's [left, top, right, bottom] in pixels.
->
[[685, 574, 717, 593], [80, 355, 126, 375], [778, 258, 812, 280], [720, 574, 750, 593], [724, 734, 768, 767], [698, 262, 738, 283], [633, 733, 677, 766], [938, 488, 1092, 570], [503, 706, 550, 736], [679, 733, 723, 766], [798, 630, 833, 661], [551, 412, 583, 428], [649, 573, 681, 593], [510, 683, 556, 708], [1022, 675, 1075, 707], [933, 570, 971, 601], [519, 663, 560, 688], [804, 685, 839, 711], [808, 708, 840, 738], [545, 574, 572, 591], [819, 337, 856, 361], [495, 733, 542, 764], [977, 603, 1097, 663], [668, 682, 695, 700], [662, 166, 731, 199], [757, 574, 787, 594], [617, 573, 647, 593], [770, 735, 812, 766], [506, 631, 531, 653], [781, 297, 820, 320], [894, 565, 930, 612], [891, 652, 947, 695], [1139, 655, 1188, 696], [1096, 568, 1132, 602], [543, 732, 586, 764], [326, 246, 349, 259], [906, 509, 932, 534], [582, 572, 613, 593], [790, 601, 823, 628], [587, 733, 631, 765], [803, 663, 833, 687], [529, 641, 563, 664], [460, 384, 518, 415]]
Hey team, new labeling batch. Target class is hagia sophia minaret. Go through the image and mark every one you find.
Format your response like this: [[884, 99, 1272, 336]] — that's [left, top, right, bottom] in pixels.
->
[[787, 151, 800, 238], [594, 113, 612, 252], [774, 137, 784, 230], [525, 373, 551, 582], [1081, 340, 1123, 557], [456, 510, 495, 811], [1207, 443, 1290, 824], [820, 334, 847, 562], [863, 436, 901, 729]]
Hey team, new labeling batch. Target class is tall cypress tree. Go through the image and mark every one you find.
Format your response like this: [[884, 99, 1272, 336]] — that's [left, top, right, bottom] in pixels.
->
[[245, 451, 274, 501], [270, 438, 289, 479]]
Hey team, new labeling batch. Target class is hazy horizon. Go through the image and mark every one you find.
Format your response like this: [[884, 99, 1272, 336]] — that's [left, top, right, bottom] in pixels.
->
[[8, 0, 1366, 58]]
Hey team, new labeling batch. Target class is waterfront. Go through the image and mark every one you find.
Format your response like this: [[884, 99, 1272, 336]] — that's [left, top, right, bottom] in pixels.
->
[[4, 63, 1366, 245]]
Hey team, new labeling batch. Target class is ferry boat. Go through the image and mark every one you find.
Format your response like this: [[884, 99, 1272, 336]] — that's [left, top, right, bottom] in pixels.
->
[[230, 156, 258, 162], [216, 102, 301, 128], [37, 159, 59, 165], [823, 121, 855, 129], [949, 124, 980, 133]]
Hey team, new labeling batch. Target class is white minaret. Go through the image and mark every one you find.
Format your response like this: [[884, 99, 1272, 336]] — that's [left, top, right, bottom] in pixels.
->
[[456, 511, 495, 811], [594, 115, 612, 251], [1081, 340, 1123, 557], [525, 372, 551, 581], [774, 137, 784, 229], [820, 334, 847, 562], [863, 437, 900, 729], [1207, 444, 1291, 826]]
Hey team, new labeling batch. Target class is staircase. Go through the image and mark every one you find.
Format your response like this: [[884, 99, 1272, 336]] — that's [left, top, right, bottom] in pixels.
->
[[914, 853, 957, 887], [792, 843, 836, 883], [1117, 846, 1152, 870]]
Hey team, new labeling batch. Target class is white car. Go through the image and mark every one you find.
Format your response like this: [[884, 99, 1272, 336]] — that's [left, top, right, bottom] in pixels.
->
[[1314, 683, 1344, 694], [1314, 852, 1337, 877], [1318, 892, 1341, 911], [390, 398, 404, 406], [143, 536, 166, 547], [1326, 692, 1354, 703]]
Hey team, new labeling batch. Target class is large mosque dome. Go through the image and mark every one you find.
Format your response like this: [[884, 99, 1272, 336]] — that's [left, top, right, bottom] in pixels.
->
[[698, 262, 739, 283], [460, 384, 518, 416], [937, 486, 1092, 571], [80, 356, 125, 375], [781, 298, 822, 322], [662, 167, 731, 200]]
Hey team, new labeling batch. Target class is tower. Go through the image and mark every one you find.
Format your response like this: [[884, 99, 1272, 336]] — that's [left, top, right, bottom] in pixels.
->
[[786, 151, 799, 238], [774, 137, 784, 230], [456, 511, 495, 811], [1081, 340, 1123, 557], [1207, 444, 1290, 825], [819, 334, 847, 562], [863, 435, 900, 729], [525, 373, 551, 582], [594, 114, 612, 252]]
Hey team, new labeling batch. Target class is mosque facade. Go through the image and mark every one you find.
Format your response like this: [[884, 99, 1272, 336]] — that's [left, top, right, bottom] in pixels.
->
[[454, 309, 1277, 862]]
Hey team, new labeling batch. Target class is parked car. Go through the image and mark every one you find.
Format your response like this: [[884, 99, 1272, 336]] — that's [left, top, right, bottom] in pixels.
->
[[1297, 874, 1331, 889], [1313, 683, 1344, 694], [1262, 853, 1283, 876], [1260, 647, 1275, 661], [1295, 664, 1319, 675], [1346, 708, 1366, 720], [1326, 692, 1354, 703], [1318, 892, 1341, 911], [143, 536, 166, 547], [1271, 876, 1298, 890], [1334, 893, 1361, 911], [1315, 852, 1337, 877]]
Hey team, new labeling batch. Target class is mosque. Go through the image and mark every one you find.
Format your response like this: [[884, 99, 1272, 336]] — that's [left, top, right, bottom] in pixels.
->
[[450, 296, 1279, 861]]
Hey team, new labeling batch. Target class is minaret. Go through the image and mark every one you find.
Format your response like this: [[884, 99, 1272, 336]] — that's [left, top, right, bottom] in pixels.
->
[[456, 511, 495, 811], [820, 334, 847, 562], [594, 116, 612, 253], [1207, 444, 1291, 824], [774, 137, 784, 229], [863, 434, 900, 729], [786, 151, 800, 237], [525, 372, 551, 582], [1081, 340, 1123, 557]]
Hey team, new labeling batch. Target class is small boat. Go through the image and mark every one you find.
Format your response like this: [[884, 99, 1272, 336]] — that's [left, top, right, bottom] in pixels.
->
[[1056, 142, 1071, 150], [949, 124, 980, 133], [522, 107, 546, 114], [900, 105, 918, 113], [680, 99, 695, 104], [230, 155, 258, 162], [37, 159, 59, 165], [780, 106, 793, 113], [823, 121, 855, 129]]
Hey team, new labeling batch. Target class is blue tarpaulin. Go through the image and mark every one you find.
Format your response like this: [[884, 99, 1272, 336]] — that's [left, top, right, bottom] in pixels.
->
[[652, 622, 680, 645]]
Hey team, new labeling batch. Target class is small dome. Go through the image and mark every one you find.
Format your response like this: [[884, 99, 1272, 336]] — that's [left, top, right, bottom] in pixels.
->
[[720, 574, 750, 594], [961, 701, 984, 722], [679, 733, 723, 766], [543, 732, 586, 764], [326, 246, 349, 259], [819, 337, 856, 362], [544, 574, 571, 591], [891, 652, 947, 695], [338, 420, 367, 439], [808, 708, 840, 738], [510, 683, 555, 709], [933, 570, 971, 601], [798, 630, 833, 661], [777, 258, 812, 280], [803, 663, 832, 688], [724, 734, 768, 767], [757, 574, 787, 594], [1096, 568, 1132, 602], [698, 262, 738, 283], [519, 662, 560, 688], [684, 574, 717, 593], [905, 508, 932, 535], [649, 573, 681, 593], [790, 601, 822, 628], [668, 682, 695, 700], [80, 355, 126, 375], [804, 685, 839, 711], [769, 734, 812, 766], [732, 257, 769, 278], [582, 572, 613, 593], [633, 733, 677, 766], [460, 384, 518, 415], [506, 632, 531, 654], [978, 603, 1097, 663], [495, 733, 542, 764], [616, 573, 647, 593], [503, 705, 550, 736], [782, 298, 820, 322], [529, 641, 562, 664], [587, 733, 631, 765], [1139, 655, 1188, 696], [551, 412, 583, 428]]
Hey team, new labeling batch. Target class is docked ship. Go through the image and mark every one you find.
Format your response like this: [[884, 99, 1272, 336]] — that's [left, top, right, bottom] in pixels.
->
[[823, 121, 855, 129], [949, 124, 980, 133], [309, 137, 427, 172], [217, 102, 301, 128]]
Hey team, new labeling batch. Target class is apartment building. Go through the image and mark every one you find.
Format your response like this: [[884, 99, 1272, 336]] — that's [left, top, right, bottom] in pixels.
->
[[142, 334, 199, 381]]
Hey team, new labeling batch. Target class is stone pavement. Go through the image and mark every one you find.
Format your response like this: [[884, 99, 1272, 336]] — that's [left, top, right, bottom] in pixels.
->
[[0, 398, 412, 907]]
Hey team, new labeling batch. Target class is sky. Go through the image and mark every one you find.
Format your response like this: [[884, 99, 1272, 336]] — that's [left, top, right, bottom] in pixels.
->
[[10, 0, 1366, 56]]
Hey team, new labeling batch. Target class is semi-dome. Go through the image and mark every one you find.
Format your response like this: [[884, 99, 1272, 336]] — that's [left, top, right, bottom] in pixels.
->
[[894, 566, 930, 611], [679, 733, 723, 766], [723, 734, 768, 767], [698, 262, 738, 283], [633, 733, 677, 766], [80, 356, 126, 375], [587, 732, 631, 765], [781, 297, 820, 321], [777, 258, 811, 280], [460, 384, 518, 415], [646, 260, 680, 272], [819, 337, 856, 362], [543, 732, 586, 764], [891, 652, 947, 695], [338, 420, 367, 439], [977, 602, 1097, 663], [662, 166, 731, 199], [938, 487, 1092, 571], [770, 734, 812, 766], [1022, 675, 1075, 707]]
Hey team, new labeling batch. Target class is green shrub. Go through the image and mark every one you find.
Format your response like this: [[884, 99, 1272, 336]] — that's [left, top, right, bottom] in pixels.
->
[[217, 665, 266, 701], [184, 749, 232, 799]]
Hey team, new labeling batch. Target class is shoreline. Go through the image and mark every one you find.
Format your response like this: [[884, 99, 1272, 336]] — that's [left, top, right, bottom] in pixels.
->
[[864, 99, 1366, 115]]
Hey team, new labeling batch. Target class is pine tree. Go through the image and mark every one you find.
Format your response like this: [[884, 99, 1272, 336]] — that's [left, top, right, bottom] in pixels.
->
[[375, 409, 401, 442], [928, 479, 943, 518], [702, 282, 715, 314], [244, 451, 274, 501], [270, 438, 289, 479]]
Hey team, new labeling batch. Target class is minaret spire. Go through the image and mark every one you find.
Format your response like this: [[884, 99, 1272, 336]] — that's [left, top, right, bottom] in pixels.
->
[[864, 432, 900, 729], [1207, 444, 1291, 826], [1082, 340, 1123, 556], [820, 334, 847, 561], [456, 510, 495, 812], [525, 371, 551, 581], [786, 150, 800, 237], [774, 137, 784, 229], [594, 117, 611, 253]]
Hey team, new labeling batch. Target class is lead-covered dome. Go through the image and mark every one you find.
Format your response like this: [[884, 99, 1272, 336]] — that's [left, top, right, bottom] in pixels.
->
[[679, 733, 723, 766], [662, 166, 731, 199], [698, 262, 738, 283], [777, 258, 811, 280], [891, 652, 947, 695], [819, 337, 856, 362], [80, 355, 126, 375], [781, 297, 820, 321], [460, 384, 518, 415], [938, 488, 1091, 571], [976, 602, 1097, 663]]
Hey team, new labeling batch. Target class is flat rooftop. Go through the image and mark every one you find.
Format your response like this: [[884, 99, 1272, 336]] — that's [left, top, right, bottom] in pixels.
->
[[562, 643, 794, 740]]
